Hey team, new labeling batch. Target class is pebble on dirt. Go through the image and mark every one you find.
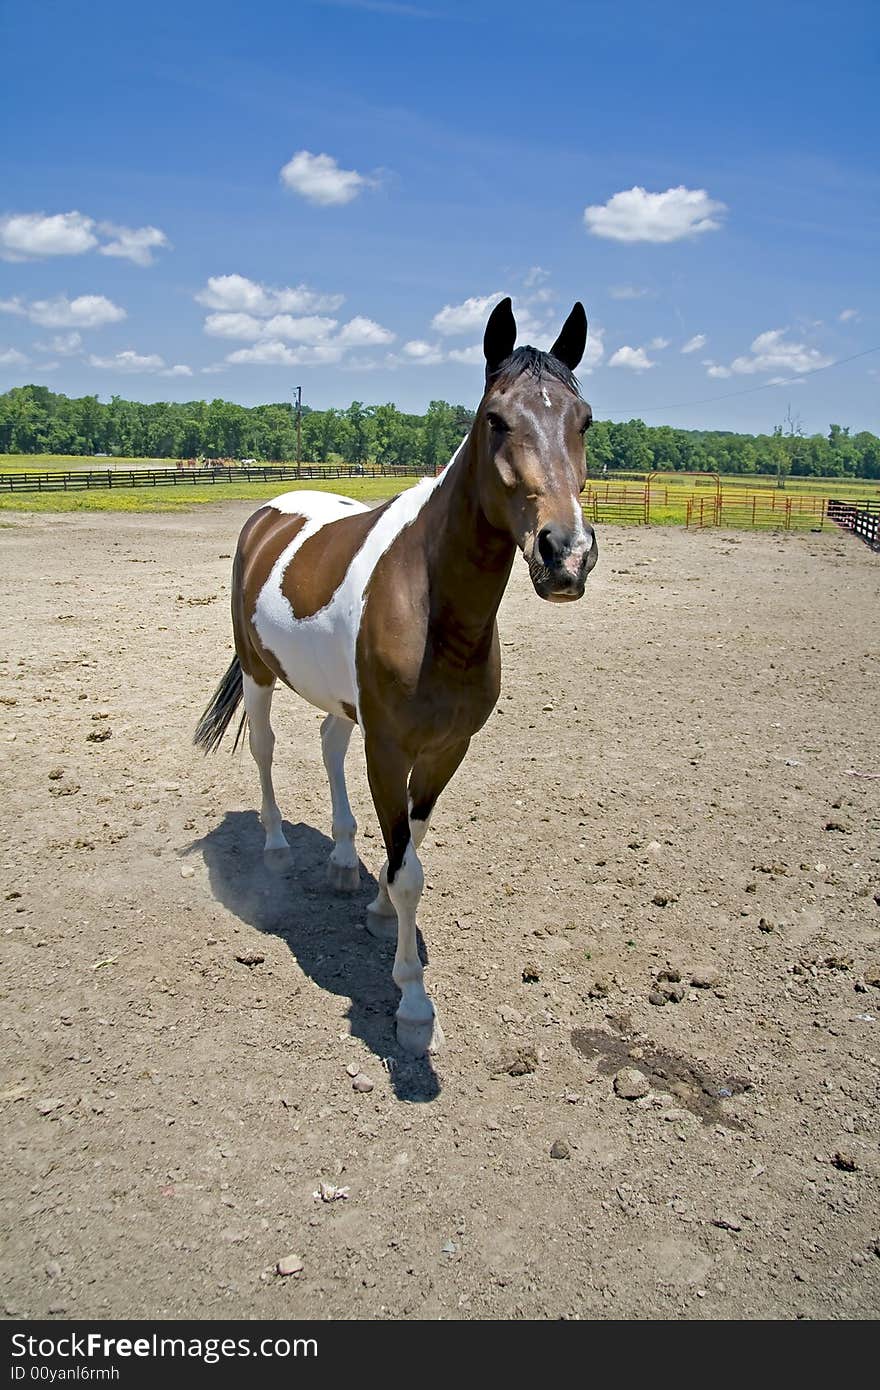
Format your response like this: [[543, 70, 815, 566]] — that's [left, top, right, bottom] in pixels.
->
[[276, 1254, 304, 1277], [614, 1068, 650, 1100], [507, 1049, 538, 1077], [550, 1139, 571, 1160], [832, 1151, 858, 1172], [522, 963, 541, 983], [352, 1074, 375, 1093], [691, 966, 721, 989], [35, 1099, 64, 1115], [235, 949, 265, 967]]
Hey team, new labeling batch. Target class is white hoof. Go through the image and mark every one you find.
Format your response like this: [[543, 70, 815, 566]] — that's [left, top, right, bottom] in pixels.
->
[[365, 904, 398, 941], [396, 1010, 444, 1056], [327, 859, 360, 893], [263, 843, 293, 873]]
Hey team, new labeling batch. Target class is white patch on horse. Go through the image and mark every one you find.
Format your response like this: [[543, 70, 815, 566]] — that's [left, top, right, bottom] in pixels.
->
[[541, 387, 552, 408], [252, 448, 463, 721]]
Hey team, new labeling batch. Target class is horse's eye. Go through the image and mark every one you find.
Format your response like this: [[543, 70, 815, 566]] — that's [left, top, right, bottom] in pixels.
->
[[486, 412, 510, 434]]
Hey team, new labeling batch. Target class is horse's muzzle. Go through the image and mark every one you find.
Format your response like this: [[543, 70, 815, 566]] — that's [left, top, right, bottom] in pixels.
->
[[529, 523, 598, 602]]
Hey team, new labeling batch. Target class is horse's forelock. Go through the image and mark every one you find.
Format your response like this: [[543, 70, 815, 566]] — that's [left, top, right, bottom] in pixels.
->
[[487, 345, 582, 398]]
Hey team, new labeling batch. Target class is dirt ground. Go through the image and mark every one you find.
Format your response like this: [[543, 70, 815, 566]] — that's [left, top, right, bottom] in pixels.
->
[[1, 503, 878, 1322]]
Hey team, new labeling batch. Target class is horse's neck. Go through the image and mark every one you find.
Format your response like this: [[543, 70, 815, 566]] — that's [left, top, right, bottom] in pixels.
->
[[423, 438, 515, 647]]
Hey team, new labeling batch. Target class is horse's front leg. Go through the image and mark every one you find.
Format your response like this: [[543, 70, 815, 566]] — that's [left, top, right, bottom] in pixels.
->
[[364, 735, 443, 1056], [366, 738, 470, 941]]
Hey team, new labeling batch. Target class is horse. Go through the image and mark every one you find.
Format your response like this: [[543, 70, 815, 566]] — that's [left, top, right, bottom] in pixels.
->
[[195, 297, 598, 1055]]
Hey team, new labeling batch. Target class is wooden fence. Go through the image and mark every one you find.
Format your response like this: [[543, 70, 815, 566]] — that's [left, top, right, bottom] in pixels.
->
[[0, 463, 408, 494], [826, 498, 880, 549]]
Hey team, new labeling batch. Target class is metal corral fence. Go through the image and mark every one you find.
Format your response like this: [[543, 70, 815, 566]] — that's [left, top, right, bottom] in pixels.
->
[[826, 497, 880, 549], [581, 479, 829, 529], [684, 490, 828, 530]]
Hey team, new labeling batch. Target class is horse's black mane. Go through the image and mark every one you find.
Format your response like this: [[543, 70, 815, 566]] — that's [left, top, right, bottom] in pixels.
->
[[491, 345, 582, 397]]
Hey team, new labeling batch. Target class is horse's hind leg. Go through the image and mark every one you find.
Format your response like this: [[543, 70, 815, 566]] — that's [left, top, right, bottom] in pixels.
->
[[242, 672, 291, 870], [321, 714, 360, 892]]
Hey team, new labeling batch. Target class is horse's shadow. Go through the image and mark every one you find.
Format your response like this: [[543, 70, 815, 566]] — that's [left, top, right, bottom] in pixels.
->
[[190, 810, 440, 1101]]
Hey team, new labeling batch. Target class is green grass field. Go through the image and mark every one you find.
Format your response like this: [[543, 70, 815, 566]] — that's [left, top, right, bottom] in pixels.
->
[[0, 475, 412, 514], [1, 456, 877, 526]]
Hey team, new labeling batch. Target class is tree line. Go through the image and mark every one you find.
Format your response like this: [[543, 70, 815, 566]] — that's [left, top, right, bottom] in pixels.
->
[[1, 384, 878, 478]]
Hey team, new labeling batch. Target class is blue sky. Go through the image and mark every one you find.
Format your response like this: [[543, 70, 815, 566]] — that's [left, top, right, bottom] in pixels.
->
[[1, 0, 877, 433]]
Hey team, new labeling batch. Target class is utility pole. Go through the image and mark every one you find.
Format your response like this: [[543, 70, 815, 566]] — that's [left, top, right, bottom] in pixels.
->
[[294, 385, 302, 478]]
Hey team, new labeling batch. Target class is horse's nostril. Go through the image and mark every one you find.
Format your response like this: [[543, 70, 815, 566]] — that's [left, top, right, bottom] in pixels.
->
[[537, 524, 567, 568]]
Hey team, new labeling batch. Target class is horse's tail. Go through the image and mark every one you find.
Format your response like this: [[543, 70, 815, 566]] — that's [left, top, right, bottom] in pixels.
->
[[194, 655, 248, 754]]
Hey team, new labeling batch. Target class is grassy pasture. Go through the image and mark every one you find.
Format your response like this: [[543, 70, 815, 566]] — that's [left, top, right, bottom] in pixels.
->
[[0, 456, 877, 526], [0, 475, 411, 514]]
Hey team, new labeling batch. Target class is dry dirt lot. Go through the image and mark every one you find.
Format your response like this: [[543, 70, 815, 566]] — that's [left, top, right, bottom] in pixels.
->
[[1, 504, 878, 1321]]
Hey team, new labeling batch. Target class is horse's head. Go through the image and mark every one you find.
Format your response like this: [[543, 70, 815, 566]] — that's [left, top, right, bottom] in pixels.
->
[[476, 297, 597, 602]]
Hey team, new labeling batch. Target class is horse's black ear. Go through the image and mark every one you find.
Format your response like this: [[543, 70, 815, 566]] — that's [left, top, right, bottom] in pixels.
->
[[483, 297, 517, 379], [550, 303, 588, 371]]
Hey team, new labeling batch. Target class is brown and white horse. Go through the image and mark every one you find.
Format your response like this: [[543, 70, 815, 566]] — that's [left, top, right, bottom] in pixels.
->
[[195, 297, 597, 1054]]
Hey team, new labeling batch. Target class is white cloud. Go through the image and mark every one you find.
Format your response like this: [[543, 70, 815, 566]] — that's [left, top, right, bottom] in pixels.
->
[[0, 293, 126, 329], [608, 345, 656, 371], [0, 210, 169, 264], [0, 211, 98, 261], [399, 339, 444, 366], [280, 150, 376, 206], [724, 328, 833, 377], [446, 344, 484, 365], [584, 186, 727, 243], [98, 222, 170, 266], [89, 350, 166, 372], [35, 331, 83, 356], [608, 284, 652, 300], [225, 340, 344, 367], [195, 274, 344, 316], [523, 266, 550, 288], [0, 347, 29, 366], [203, 311, 339, 343], [403, 339, 440, 360], [649, 337, 670, 350], [338, 354, 387, 372], [88, 349, 191, 376], [838, 308, 860, 322], [581, 326, 604, 373], [681, 333, 707, 354], [766, 376, 805, 386], [705, 362, 732, 378], [336, 315, 395, 347], [432, 291, 507, 336]]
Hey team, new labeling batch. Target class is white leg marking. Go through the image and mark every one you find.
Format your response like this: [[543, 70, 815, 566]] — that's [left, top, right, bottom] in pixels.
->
[[242, 673, 291, 866], [367, 859, 397, 932], [321, 714, 359, 892], [366, 807, 430, 934], [387, 842, 443, 1055], [409, 814, 430, 850]]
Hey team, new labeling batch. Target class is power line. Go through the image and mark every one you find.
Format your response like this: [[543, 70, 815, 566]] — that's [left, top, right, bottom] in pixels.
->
[[604, 344, 880, 418]]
